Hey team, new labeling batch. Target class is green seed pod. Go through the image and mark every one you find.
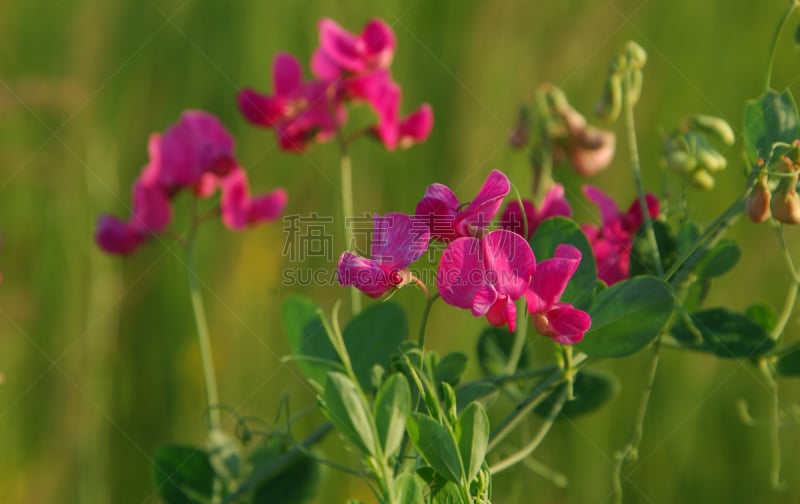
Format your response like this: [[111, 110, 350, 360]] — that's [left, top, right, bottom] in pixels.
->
[[689, 114, 736, 145], [595, 72, 623, 122]]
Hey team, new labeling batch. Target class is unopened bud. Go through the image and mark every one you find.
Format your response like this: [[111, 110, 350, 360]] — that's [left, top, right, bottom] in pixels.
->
[[689, 114, 735, 145], [690, 169, 715, 191], [770, 175, 800, 224], [746, 177, 772, 223], [569, 126, 616, 176], [595, 72, 623, 122], [625, 41, 647, 70], [696, 147, 727, 172], [663, 136, 694, 173]]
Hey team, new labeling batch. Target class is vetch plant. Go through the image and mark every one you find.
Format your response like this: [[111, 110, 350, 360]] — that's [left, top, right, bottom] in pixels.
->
[[92, 7, 800, 504]]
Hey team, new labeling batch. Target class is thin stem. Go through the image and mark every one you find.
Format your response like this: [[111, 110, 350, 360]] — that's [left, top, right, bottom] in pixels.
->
[[759, 359, 784, 490], [488, 353, 589, 452], [489, 389, 567, 475], [765, 1, 799, 90], [771, 223, 800, 341], [623, 70, 663, 277], [185, 209, 220, 431], [417, 293, 440, 349], [337, 130, 361, 315], [612, 336, 661, 504], [463, 365, 561, 388], [504, 298, 529, 375]]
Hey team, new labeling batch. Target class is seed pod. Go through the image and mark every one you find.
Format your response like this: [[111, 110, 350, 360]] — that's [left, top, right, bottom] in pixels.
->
[[770, 175, 800, 224], [746, 177, 771, 223], [689, 114, 735, 145]]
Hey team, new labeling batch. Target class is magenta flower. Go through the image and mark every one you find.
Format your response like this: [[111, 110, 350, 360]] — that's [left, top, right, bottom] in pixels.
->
[[220, 168, 288, 231], [311, 18, 396, 80], [416, 169, 510, 242], [436, 230, 533, 332], [524, 245, 592, 344], [337, 213, 430, 298], [96, 111, 287, 255], [238, 53, 346, 152], [344, 70, 433, 150], [581, 185, 660, 285], [500, 184, 572, 240]]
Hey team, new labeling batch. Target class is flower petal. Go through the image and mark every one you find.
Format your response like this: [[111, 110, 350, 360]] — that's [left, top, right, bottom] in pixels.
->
[[398, 104, 433, 148], [237, 89, 287, 128], [472, 284, 498, 317], [583, 185, 621, 228], [337, 251, 391, 298], [622, 193, 660, 233], [483, 229, 535, 299], [526, 244, 581, 312], [129, 179, 171, 234], [220, 168, 250, 230], [458, 170, 510, 234], [273, 52, 303, 96], [249, 188, 288, 225], [317, 18, 362, 73], [539, 184, 572, 221], [95, 215, 144, 255], [370, 213, 430, 269], [361, 18, 396, 69], [436, 237, 486, 310], [416, 183, 460, 242], [485, 297, 517, 333], [500, 199, 535, 239], [545, 303, 592, 345]]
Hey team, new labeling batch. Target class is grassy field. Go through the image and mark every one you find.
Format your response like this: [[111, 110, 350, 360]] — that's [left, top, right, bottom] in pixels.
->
[[1, 0, 800, 502]]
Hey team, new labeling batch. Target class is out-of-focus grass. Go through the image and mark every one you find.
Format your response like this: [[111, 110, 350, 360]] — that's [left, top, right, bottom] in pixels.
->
[[0, 1, 799, 502]]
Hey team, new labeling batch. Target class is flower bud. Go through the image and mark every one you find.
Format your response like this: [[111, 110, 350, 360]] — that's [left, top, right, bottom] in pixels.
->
[[569, 126, 616, 176], [688, 114, 735, 145], [696, 147, 727, 172], [746, 177, 771, 223], [690, 169, 715, 191], [770, 175, 800, 224], [625, 41, 647, 70], [595, 72, 622, 122]]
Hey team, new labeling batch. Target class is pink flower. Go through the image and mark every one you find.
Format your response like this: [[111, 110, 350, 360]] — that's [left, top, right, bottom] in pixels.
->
[[524, 245, 592, 344], [311, 18, 396, 80], [436, 230, 534, 332], [581, 185, 659, 285], [416, 169, 510, 242], [500, 184, 572, 240], [337, 213, 430, 298], [95, 216, 145, 255], [220, 168, 288, 231], [238, 53, 346, 152], [553, 105, 616, 177], [344, 70, 433, 150]]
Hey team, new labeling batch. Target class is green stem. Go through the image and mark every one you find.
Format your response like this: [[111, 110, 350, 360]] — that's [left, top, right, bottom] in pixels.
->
[[463, 365, 561, 388], [623, 70, 663, 277], [765, 1, 799, 90], [185, 212, 220, 431], [417, 293, 440, 349], [489, 389, 567, 475], [759, 359, 784, 490], [488, 353, 589, 452], [504, 299, 529, 375], [612, 336, 661, 504], [771, 223, 800, 341], [337, 130, 361, 315]]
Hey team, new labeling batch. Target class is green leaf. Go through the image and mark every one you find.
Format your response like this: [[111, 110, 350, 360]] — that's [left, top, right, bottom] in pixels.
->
[[531, 217, 598, 309], [477, 326, 529, 376], [407, 413, 463, 484], [321, 372, 377, 456], [344, 302, 408, 392], [374, 373, 412, 458], [456, 402, 490, 482], [534, 368, 619, 420], [776, 349, 800, 377], [576, 276, 675, 357], [746, 302, 778, 332], [670, 308, 775, 358], [630, 220, 678, 278], [676, 220, 701, 256], [250, 440, 320, 504], [743, 89, 799, 164], [282, 296, 338, 387], [455, 382, 499, 411], [152, 444, 214, 504], [395, 473, 426, 504], [696, 239, 740, 279], [434, 352, 469, 386], [431, 481, 469, 504]]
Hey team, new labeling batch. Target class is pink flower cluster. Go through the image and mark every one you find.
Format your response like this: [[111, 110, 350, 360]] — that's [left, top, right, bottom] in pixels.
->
[[239, 19, 433, 152], [95, 111, 287, 255], [338, 170, 591, 345]]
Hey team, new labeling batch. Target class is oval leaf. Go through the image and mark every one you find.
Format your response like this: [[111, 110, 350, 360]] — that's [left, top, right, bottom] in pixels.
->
[[321, 372, 377, 456], [406, 413, 463, 484], [456, 402, 490, 482], [455, 382, 499, 411], [344, 302, 408, 392], [534, 368, 619, 420], [743, 89, 799, 165], [250, 439, 320, 504], [282, 296, 338, 387], [670, 308, 775, 358], [434, 352, 469, 386], [746, 302, 778, 332], [477, 326, 529, 376], [531, 217, 598, 309], [696, 239, 740, 279], [152, 444, 214, 504], [395, 473, 426, 504], [374, 373, 412, 458], [576, 276, 675, 357], [776, 349, 800, 377], [630, 220, 677, 278]]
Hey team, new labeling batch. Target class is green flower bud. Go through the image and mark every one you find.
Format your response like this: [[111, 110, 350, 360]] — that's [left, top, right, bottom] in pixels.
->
[[696, 147, 727, 172], [688, 114, 735, 145], [625, 41, 647, 70], [595, 72, 623, 122], [690, 169, 715, 191]]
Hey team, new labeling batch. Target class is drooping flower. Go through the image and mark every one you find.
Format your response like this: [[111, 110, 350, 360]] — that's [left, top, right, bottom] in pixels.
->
[[500, 184, 572, 240], [338, 213, 430, 298], [524, 244, 592, 344], [96, 111, 287, 255], [238, 53, 346, 152], [581, 185, 659, 285], [437, 229, 534, 332], [554, 105, 616, 177], [416, 169, 510, 242], [311, 18, 396, 80]]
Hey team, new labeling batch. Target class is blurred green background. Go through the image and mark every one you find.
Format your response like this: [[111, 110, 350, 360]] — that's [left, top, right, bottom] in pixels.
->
[[2, 0, 800, 502]]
